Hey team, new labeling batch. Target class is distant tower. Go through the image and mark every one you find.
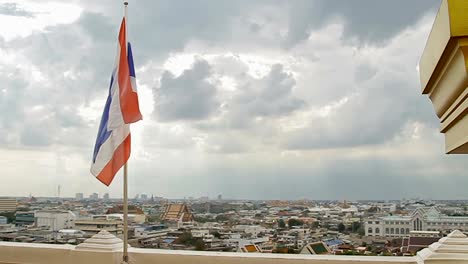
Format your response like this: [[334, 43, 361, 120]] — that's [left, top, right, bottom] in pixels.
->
[[57, 185, 61, 199]]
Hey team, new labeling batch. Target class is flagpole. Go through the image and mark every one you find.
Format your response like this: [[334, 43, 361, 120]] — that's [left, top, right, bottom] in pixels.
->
[[123, 163, 129, 263], [123, 3, 129, 263]]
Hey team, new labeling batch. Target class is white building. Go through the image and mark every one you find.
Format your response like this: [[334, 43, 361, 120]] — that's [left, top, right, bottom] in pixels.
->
[[366, 207, 468, 237], [378, 203, 397, 213], [191, 229, 210, 238], [233, 225, 266, 237], [35, 210, 76, 231], [134, 225, 168, 238]]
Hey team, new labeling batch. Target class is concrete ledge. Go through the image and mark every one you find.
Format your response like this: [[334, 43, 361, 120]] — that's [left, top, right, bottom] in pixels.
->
[[0, 242, 416, 264], [3, 231, 467, 264]]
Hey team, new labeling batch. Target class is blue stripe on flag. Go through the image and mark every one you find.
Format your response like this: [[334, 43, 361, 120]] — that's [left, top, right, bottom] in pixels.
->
[[128, 42, 136, 77], [92, 74, 114, 163]]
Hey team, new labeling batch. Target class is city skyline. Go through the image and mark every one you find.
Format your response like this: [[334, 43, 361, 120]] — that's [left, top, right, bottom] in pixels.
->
[[1, 0, 467, 200]]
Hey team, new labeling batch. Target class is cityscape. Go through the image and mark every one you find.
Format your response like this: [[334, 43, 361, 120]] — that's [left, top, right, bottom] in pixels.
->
[[2, 194, 468, 256]]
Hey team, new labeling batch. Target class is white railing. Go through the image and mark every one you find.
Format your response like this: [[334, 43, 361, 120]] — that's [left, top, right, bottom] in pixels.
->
[[1, 230, 467, 264]]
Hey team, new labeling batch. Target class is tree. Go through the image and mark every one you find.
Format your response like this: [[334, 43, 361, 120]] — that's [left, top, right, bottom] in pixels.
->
[[312, 221, 320, 228], [211, 231, 221, 239], [195, 216, 212, 223], [146, 215, 161, 223], [0, 212, 15, 223], [351, 222, 361, 233], [194, 239, 206, 251], [215, 214, 229, 222], [338, 223, 346, 233], [278, 219, 286, 228], [357, 226, 365, 236], [175, 232, 194, 245], [288, 218, 304, 228]]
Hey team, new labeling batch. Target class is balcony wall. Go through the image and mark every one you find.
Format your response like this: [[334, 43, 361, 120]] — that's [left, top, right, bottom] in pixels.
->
[[0, 242, 416, 264], [1, 230, 468, 264]]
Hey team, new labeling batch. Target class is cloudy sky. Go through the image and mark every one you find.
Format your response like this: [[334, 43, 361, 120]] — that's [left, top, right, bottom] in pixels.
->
[[0, 0, 466, 200]]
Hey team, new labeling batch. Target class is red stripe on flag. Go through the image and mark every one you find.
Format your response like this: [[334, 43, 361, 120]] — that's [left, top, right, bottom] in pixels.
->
[[96, 134, 131, 186], [118, 18, 142, 124]]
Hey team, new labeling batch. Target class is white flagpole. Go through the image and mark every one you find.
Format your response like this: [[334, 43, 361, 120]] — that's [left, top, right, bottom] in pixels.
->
[[123, 2, 129, 263]]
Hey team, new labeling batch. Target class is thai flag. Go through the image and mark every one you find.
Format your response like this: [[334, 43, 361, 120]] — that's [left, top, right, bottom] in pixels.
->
[[91, 17, 142, 186]]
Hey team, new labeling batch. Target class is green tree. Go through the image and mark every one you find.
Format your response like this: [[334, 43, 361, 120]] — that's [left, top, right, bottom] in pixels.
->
[[195, 216, 212, 223], [278, 219, 286, 228], [176, 232, 194, 245], [357, 226, 365, 236], [338, 223, 346, 233], [194, 239, 206, 251], [211, 231, 222, 239], [146, 215, 161, 223], [0, 212, 15, 223], [288, 218, 304, 227], [215, 214, 229, 222], [351, 222, 361, 233]]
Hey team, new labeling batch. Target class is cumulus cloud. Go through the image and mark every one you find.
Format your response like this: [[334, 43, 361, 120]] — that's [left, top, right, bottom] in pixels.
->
[[154, 59, 220, 121], [285, 16, 439, 150], [0, 3, 35, 18], [284, 0, 441, 46]]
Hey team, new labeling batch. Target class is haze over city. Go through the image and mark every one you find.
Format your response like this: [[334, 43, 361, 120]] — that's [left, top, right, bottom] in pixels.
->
[[0, 0, 467, 200]]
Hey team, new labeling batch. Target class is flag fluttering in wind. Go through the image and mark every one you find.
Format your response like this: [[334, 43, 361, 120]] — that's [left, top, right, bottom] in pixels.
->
[[91, 17, 142, 186]]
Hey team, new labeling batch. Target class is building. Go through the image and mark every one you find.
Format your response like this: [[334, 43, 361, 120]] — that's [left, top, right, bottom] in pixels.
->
[[401, 231, 441, 254], [161, 204, 194, 223], [89, 193, 99, 200], [0, 198, 16, 212], [366, 207, 468, 237], [75, 193, 84, 200], [300, 242, 331, 255], [376, 203, 397, 213], [16, 212, 35, 226], [105, 214, 146, 224], [140, 194, 148, 201], [106, 205, 144, 215], [34, 210, 76, 231], [103, 193, 109, 200], [75, 216, 122, 236], [134, 224, 168, 238], [0, 216, 7, 225]]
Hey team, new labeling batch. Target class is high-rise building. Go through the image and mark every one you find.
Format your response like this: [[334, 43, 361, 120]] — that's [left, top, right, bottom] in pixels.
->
[[217, 194, 222, 201], [103, 193, 109, 200], [0, 198, 16, 213], [75, 193, 84, 200], [89, 193, 99, 200], [140, 194, 148, 201]]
